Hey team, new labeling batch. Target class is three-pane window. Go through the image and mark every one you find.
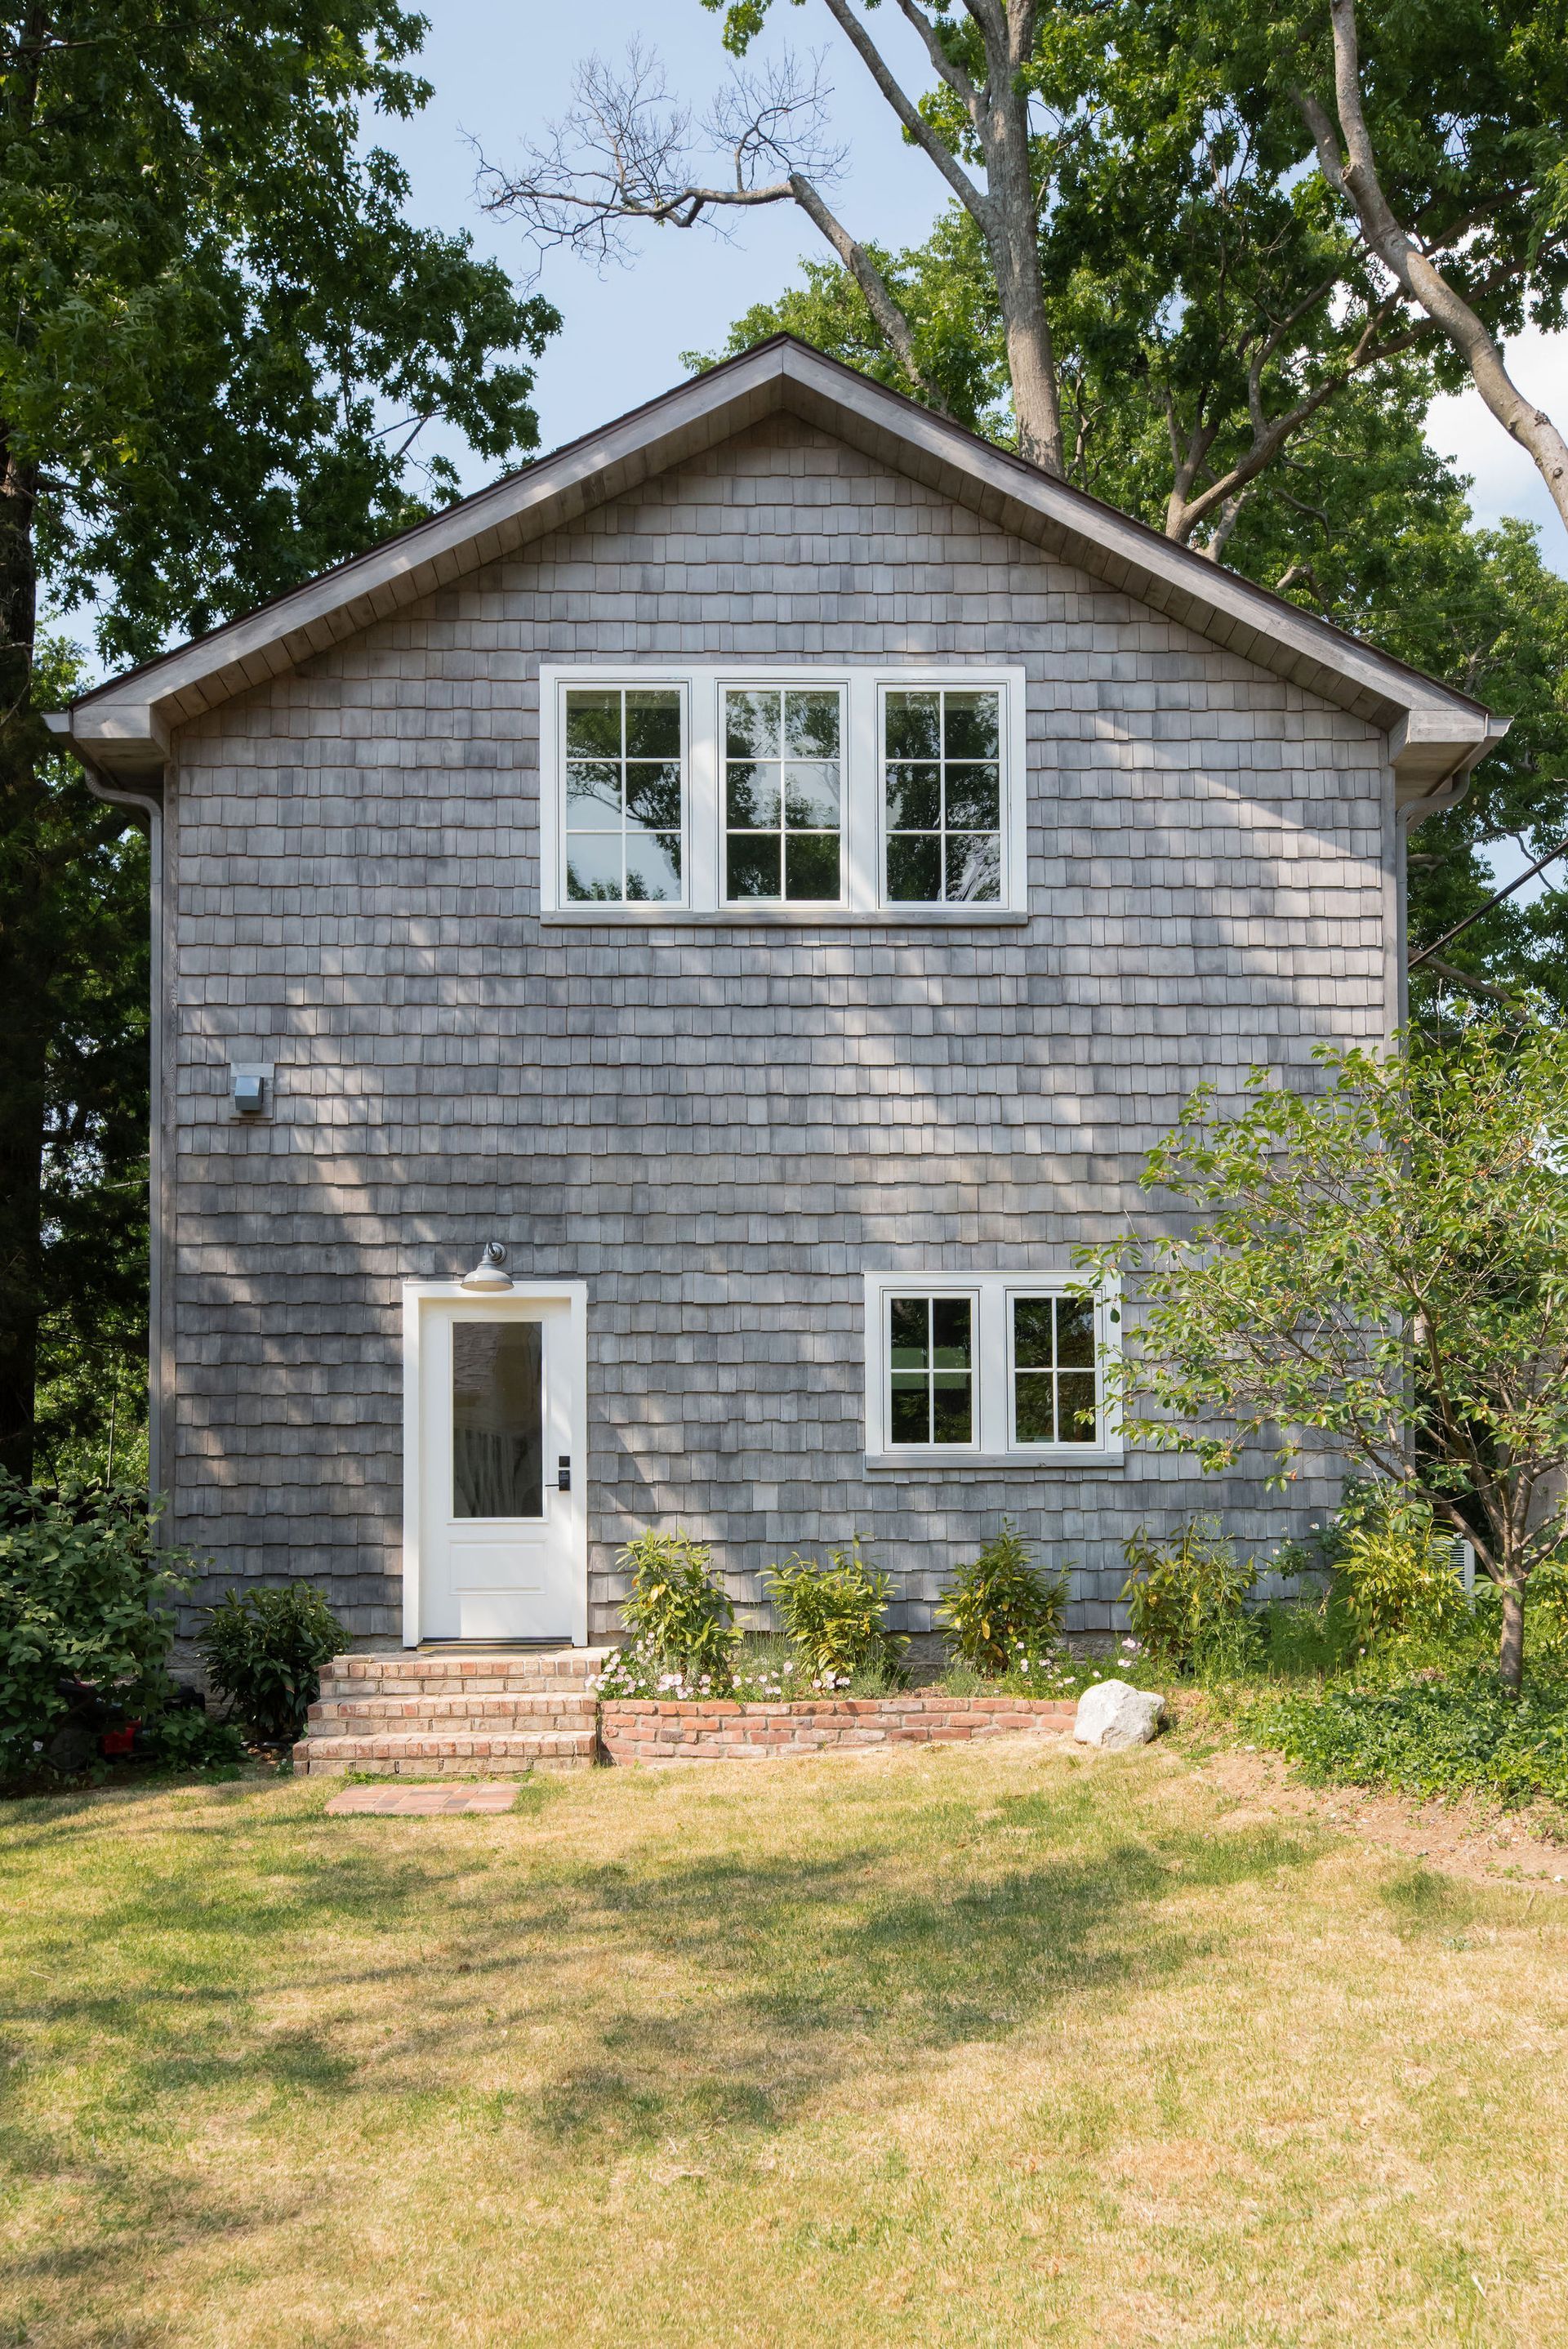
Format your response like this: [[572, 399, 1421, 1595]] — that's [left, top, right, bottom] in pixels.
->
[[546, 668, 1022, 917], [724, 687, 842, 903], [564, 685, 684, 904], [884, 688, 1002, 904]]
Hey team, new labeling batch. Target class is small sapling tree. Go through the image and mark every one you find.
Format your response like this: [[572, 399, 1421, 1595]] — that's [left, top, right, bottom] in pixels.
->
[[1080, 1018, 1568, 1692]]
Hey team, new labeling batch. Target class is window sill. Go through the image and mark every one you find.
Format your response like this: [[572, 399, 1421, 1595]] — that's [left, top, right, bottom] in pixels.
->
[[863, 1450, 1125, 1473], [539, 904, 1029, 927]]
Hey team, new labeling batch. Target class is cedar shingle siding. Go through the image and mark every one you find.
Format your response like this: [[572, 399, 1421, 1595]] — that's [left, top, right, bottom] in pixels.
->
[[167, 412, 1393, 1639]]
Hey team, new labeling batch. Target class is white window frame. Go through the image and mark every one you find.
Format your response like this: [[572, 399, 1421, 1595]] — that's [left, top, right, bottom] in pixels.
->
[[862, 1270, 1123, 1469], [538, 663, 1027, 923]]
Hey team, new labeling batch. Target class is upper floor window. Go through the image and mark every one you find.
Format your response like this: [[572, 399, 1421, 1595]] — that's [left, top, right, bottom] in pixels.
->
[[564, 684, 684, 905], [541, 665, 1025, 920], [724, 686, 842, 904], [884, 688, 1002, 905]]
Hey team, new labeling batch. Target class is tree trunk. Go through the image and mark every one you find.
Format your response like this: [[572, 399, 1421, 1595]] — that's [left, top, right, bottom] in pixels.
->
[[0, 422, 46, 1482], [1499, 1580, 1526, 1695], [980, 53, 1064, 477], [994, 238, 1064, 475]]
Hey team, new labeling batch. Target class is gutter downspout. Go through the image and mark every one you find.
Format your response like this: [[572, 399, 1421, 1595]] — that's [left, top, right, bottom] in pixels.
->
[[1393, 715, 1512, 1026], [43, 715, 170, 1524]]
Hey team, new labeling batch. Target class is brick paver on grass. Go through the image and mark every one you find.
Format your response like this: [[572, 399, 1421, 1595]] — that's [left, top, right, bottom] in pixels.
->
[[324, 1785, 519, 1816]]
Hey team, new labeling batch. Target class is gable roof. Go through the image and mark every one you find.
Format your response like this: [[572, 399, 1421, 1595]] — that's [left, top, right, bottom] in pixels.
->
[[53, 333, 1503, 809]]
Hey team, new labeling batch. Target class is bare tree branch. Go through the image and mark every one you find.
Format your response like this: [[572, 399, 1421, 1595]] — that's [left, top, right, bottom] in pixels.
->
[[813, 0, 991, 225], [479, 42, 951, 410]]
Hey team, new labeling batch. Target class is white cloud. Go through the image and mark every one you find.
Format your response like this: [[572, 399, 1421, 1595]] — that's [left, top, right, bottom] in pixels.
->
[[1426, 322, 1568, 576]]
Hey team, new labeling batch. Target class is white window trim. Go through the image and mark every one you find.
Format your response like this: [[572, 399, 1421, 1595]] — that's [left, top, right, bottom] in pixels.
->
[[539, 662, 1027, 923], [862, 1269, 1123, 1470]]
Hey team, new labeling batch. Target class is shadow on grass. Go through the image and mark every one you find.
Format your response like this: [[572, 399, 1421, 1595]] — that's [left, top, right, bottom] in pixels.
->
[[0, 1763, 1319, 2315]]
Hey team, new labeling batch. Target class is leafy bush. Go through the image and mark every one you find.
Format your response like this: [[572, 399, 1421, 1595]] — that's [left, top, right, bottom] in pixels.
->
[[765, 1537, 905, 1680], [1120, 1514, 1256, 1675], [144, 1706, 247, 1773], [0, 1473, 188, 1779], [940, 1522, 1067, 1676], [1523, 1558, 1568, 1678], [1328, 1481, 1470, 1641], [200, 1582, 343, 1744], [618, 1528, 737, 1687], [1251, 1669, 1568, 1811]]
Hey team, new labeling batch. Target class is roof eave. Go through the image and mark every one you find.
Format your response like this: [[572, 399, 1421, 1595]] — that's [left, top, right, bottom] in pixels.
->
[[56, 336, 1494, 778]]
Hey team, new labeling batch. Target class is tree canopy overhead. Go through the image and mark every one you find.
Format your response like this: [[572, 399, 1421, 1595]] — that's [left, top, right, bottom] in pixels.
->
[[2, 1, 559, 667], [0, 2, 563, 1481]]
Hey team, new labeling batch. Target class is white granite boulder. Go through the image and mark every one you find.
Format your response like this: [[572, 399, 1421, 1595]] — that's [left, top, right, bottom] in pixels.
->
[[1074, 1679, 1166, 1749]]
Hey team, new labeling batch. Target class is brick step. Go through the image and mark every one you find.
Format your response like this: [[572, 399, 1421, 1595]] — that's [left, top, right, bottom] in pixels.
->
[[317, 1649, 611, 1701], [307, 1693, 598, 1734], [296, 1728, 597, 1778]]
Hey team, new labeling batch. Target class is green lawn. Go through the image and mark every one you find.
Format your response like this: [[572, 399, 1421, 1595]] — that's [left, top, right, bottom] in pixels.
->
[[2, 1739, 1566, 2347]]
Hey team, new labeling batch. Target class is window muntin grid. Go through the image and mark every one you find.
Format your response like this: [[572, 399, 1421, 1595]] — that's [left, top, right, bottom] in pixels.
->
[[724, 686, 843, 903], [1010, 1293, 1098, 1446], [564, 685, 684, 903], [883, 687, 1002, 904], [887, 1294, 975, 1446]]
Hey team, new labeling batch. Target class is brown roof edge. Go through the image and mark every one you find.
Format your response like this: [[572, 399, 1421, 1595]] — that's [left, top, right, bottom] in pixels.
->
[[65, 332, 1490, 738]]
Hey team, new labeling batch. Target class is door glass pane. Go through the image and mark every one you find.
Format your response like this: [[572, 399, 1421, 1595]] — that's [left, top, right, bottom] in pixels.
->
[[452, 1322, 544, 1518]]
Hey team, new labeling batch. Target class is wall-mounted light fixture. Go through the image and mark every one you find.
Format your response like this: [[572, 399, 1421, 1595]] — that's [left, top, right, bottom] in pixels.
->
[[461, 1241, 513, 1293]]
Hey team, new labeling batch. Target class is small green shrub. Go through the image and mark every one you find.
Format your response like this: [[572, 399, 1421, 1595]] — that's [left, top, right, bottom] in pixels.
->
[[618, 1528, 737, 1687], [145, 1706, 247, 1774], [1525, 1558, 1568, 1678], [1328, 1481, 1470, 1641], [765, 1537, 906, 1680], [1250, 1669, 1568, 1811], [940, 1522, 1067, 1676], [0, 1473, 189, 1779], [200, 1582, 343, 1745], [1120, 1514, 1256, 1675]]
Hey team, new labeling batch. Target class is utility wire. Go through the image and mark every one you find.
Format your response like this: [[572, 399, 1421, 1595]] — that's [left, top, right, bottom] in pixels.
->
[[1407, 836, 1568, 969]]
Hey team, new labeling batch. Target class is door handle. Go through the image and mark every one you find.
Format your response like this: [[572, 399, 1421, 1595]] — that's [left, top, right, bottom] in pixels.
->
[[555, 1455, 572, 1493]]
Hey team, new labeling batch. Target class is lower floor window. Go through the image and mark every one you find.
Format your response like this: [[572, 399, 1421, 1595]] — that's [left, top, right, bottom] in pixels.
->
[[889, 1295, 973, 1444], [866, 1273, 1118, 1460]]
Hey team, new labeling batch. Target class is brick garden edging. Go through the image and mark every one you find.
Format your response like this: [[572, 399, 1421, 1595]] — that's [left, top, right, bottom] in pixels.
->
[[599, 1694, 1077, 1764]]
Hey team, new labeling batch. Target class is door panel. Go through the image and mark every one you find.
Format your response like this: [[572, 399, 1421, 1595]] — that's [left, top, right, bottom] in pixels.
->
[[416, 1296, 581, 1641]]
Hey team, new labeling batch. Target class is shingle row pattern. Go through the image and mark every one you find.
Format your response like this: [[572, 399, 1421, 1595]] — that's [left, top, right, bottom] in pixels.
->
[[165, 416, 1391, 1635]]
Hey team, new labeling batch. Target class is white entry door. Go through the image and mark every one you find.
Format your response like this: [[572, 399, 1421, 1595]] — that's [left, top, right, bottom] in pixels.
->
[[404, 1286, 587, 1644]]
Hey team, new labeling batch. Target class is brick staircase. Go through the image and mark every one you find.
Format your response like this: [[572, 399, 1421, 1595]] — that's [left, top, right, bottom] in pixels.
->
[[295, 1649, 612, 1777]]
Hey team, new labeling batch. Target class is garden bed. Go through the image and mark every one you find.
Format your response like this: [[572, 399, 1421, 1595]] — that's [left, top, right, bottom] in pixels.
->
[[599, 1692, 1077, 1763]]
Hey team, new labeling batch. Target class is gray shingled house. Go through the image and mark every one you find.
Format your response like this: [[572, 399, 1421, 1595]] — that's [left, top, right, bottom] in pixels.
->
[[53, 337, 1504, 1652]]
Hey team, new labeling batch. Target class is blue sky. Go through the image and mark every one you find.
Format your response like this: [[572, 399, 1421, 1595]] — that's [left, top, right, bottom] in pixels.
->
[[392, 0, 1566, 570]]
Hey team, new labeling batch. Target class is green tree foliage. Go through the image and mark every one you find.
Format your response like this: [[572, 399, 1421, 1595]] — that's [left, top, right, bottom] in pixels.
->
[[0, 3, 559, 1477], [1081, 1019, 1568, 1691], [0, 1471, 189, 1776]]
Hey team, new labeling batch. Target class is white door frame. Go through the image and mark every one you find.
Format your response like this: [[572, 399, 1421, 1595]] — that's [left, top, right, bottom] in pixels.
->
[[401, 1278, 589, 1647]]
